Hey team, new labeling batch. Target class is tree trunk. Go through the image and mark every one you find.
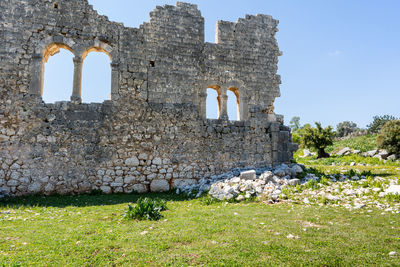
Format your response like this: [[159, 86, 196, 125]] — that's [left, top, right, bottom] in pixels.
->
[[317, 148, 330, 159]]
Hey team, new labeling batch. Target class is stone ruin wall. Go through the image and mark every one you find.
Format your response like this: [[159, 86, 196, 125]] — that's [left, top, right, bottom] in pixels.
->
[[0, 0, 297, 196]]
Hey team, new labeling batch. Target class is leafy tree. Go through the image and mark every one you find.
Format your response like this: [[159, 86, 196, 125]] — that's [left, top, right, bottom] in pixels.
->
[[289, 116, 301, 131], [292, 123, 311, 147], [302, 122, 334, 158], [367, 115, 398, 134], [336, 121, 358, 137], [377, 120, 400, 155]]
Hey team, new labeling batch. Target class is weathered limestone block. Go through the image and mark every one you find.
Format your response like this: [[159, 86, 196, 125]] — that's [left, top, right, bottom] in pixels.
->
[[150, 180, 170, 192], [125, 157, 139, 167], [124, 176, 136, 184], [28, 182, 42, 194], [100, 186, 112, 194], [133, 184, 148, 194], [172, 179, 197, 189], [240, 170, 257, 181]]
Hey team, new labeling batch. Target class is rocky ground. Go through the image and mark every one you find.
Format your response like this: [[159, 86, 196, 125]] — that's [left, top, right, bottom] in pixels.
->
[[177, 164, 400, 214]]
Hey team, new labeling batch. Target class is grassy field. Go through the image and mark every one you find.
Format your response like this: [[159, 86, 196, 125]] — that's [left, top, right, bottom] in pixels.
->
[[1, 165, 400, 266], [325, 134, 378, 154]]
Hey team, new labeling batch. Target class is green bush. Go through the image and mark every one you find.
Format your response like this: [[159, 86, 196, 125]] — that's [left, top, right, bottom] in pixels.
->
[[367, 115, 397, 134], [377, 120, 400, 155], [292, 123, 311, 147], [124, 198, 168, 221], [302, 122, 334, 158]]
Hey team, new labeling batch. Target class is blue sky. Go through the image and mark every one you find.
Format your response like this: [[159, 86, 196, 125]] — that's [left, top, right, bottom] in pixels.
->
[[44, 0, 400, 128]]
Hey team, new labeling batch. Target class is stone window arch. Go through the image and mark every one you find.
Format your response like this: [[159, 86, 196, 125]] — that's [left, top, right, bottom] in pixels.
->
[[30, 42, 75, 100], [199, 80, 248, 121], [227, 87, 240, 121], [224, 81, 249, 121], [206, 85, 221, 119], [81, 47, 112, 103], [30, 39, 119, 104], [70, 46, 119, 103]]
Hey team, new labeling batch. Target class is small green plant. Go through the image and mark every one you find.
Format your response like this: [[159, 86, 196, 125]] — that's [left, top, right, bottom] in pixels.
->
[[200, 195, 221, 205], [88, 189, 103, 196], [385, 193, 400, 203], [319, 196, 329, 205], [377, 120, 400, 155], [124, 197, 167, 221], [319, 176, 330, 186], [304, 179, 320, 190]]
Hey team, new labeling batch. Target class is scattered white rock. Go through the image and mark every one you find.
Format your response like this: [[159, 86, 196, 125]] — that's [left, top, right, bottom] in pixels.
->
[[140, 231, 148, 236], [385, 185, 400, 195], [286, 234, 300, 240], [240, 170, 256, 181], [337, 147, 352, 156]]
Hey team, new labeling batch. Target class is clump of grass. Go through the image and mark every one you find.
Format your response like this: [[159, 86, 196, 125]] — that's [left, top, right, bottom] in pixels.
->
[[199, 195, 221, 205], [124, 197, 167, 221], [319, 176, 330, 186], [385, 193, 400, 203], [304, 179, 320, 190]]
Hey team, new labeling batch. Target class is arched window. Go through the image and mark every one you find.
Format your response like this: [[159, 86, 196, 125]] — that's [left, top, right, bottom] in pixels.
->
[[81, 48, 111, 103], [227, 87, 240, 121], [42, 44, 74, 103], [206, 85, 221, 119]]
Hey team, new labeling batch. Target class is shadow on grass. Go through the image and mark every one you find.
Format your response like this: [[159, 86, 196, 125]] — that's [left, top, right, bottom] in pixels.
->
[[0, 191, 190, 209]]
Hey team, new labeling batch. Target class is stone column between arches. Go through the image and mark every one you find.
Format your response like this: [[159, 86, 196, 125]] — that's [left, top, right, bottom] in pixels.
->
[[71, 56, 83, 103], [29, 54, 45, 96]]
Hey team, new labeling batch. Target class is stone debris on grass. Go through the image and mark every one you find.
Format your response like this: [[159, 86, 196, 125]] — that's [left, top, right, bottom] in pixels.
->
[[300, 148, 399, 163], [389, 251, 397, 257], [140, 231, 148, 236], [175, 163, 400, 213], [286, 234, 300, 240]]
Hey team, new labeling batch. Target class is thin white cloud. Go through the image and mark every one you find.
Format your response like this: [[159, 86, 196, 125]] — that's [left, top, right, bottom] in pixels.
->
[[328, 50, 342, 57]]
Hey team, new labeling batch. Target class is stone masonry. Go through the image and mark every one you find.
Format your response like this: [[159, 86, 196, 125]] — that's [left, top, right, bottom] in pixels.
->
[[0, 0, 297, 196]]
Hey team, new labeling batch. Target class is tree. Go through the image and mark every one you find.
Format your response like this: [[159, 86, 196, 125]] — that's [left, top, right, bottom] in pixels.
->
[[302, 122, 334, 158], [377, 120, 400, 155], [367, 115, 398, 134], [289, 116, 301, 131], [292, 123, 311, 147], [336, 121, 358, 137]]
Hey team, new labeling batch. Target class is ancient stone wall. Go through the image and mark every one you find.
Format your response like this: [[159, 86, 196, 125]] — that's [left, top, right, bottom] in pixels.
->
[[0, 0, 297, 196]]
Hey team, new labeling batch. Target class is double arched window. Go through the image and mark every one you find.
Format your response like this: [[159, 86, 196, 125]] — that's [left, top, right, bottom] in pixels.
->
[[201, 81, 248, 121], [30, 40, 119, 104]]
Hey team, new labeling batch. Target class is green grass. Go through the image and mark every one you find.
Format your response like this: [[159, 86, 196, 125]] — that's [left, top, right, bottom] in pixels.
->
[[326, 134, 378, 153], [0, 179, 400, 266], [295, 153, 400, 167]]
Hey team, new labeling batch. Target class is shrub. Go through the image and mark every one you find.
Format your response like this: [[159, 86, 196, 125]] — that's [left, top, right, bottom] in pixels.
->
[[302, 122, 334, 158], [336, 121, 359, 138], [124, 197, 167, 221], [377, 120, 400, 155], [367, 115, 397, 134], [293, 123, 311, 147]]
